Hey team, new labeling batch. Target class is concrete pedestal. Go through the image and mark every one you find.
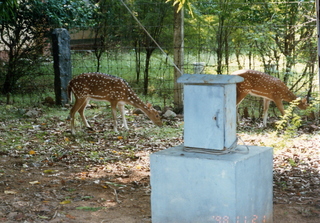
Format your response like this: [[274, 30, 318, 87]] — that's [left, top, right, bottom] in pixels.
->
[[150, 145, 273, 223]]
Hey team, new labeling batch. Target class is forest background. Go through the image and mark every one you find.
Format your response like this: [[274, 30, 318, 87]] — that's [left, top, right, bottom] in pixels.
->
[[0, 0, 318, 109]]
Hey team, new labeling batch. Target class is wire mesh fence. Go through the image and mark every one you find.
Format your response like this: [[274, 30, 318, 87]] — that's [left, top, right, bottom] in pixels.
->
[[0, 0, 318, 110]]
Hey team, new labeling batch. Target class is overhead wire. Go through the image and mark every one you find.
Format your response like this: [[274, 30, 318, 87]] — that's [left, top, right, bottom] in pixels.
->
[[119, 0, 183, 76]]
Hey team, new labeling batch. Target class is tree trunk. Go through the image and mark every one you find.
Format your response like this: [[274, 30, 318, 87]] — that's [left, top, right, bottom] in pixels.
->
[[134, 40, 141, 84], [143, 49, 153, 95], [2, 47, 17, 95], [224, 33, 229, 74], [2, 71, 15, 95], [216, 15, 225, 74], [173, 4, 184, 112]]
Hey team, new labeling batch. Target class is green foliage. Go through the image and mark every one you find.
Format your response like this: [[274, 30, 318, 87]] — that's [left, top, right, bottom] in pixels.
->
[[275, 98, 303, 138], [0, 0, 18, 21], [0, 0, 96, 94], [288, 158, 298, 167], [90, 0, 129, 72], [34, 0, 97, 29], [0, 0, 95, 30], [166, 0, 193, 16], [276, 98, 320, 139], [304, 96, 320, 117], [0, 0, 317, 103]]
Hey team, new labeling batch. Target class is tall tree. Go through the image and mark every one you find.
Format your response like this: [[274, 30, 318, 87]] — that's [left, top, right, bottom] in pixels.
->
[[173, 3, 184, 111], [92, 0, 129, 72], [249, 1, 316, 85], [0, 0, 95, 94], [133, 0, 172, 95], [190, 0, 239, 74]]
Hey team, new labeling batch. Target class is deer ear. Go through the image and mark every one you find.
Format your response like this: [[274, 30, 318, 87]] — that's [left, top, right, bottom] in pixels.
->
[[302, 98, 307, 103], [146, 103, 152, 109]]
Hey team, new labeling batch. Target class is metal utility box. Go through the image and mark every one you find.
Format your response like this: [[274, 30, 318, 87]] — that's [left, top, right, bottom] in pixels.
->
[[177, 74, 243, 150]]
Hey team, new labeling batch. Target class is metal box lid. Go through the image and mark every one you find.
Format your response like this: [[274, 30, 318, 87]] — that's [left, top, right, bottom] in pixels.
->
[[177, 74, 243, 85]]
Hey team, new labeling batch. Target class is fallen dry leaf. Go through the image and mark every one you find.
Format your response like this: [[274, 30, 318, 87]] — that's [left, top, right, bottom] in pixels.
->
[[29, 181, 40, 185], [60, 200, 72, 205], [4, 190, 18, 195]]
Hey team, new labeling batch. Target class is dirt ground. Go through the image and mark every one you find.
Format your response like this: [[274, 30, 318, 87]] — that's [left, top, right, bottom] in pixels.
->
[[0, 106, 319, 222], [0, 151, 319, 223]]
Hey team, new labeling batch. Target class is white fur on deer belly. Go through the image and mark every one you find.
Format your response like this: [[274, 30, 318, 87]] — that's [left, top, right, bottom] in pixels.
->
[[87, 95, 111, 101], [249, 91, 273, 101]]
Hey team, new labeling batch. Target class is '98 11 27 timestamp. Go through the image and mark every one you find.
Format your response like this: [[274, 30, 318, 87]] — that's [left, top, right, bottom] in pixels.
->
[[212, 215, 267, 223]]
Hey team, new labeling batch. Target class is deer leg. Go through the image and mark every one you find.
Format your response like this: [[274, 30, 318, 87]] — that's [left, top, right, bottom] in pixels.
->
[[118, 103, 129, 130], [273, 99, 286, 116], [78, 99, 91, 128], [110, 102, 119, 133], [236, 91, 248, 124], [262, 99, 271, 126], [70, 98, 87, 135], [236, 106, 240, 124]]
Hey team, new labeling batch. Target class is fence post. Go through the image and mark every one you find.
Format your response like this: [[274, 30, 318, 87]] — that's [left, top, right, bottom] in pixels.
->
[[52, 28, 72, 106]]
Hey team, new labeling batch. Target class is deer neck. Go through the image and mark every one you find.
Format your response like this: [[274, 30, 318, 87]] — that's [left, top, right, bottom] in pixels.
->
[[125, 95, 152, 116], [282, 90, 297, 103]]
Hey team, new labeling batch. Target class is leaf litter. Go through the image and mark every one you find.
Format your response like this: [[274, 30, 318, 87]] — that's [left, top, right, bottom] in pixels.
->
[[0, 104, 319, 222]]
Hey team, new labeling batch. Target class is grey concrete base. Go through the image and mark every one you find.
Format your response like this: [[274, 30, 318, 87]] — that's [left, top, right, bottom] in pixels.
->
[[150, 145, 273, 223]]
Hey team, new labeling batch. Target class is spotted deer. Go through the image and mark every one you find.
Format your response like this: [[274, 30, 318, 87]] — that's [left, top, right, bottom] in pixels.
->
[[67, 72, 162, 135], [232, 69, 308, 126]]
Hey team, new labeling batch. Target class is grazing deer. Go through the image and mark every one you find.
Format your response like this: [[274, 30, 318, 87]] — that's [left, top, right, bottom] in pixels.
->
[[67, 72, 162, 135], [232, 69, 308, 126]]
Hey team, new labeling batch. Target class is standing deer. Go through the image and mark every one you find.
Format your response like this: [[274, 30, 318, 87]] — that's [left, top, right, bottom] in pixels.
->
[[67, 72, 162, 135], [232, 69, 308, 126]]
